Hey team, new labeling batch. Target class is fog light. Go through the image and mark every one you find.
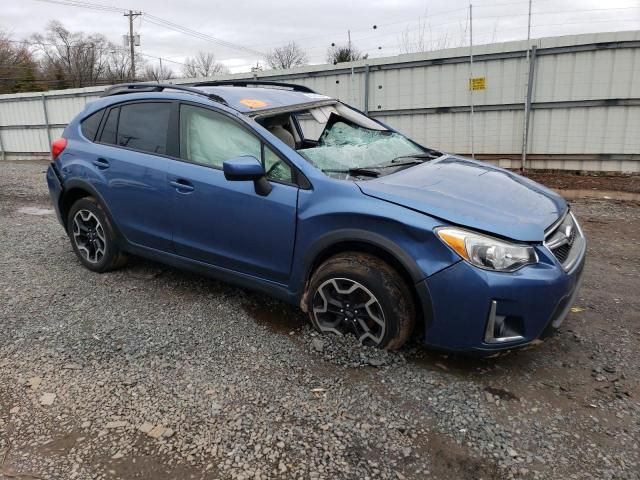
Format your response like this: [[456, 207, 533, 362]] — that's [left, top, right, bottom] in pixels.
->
[[484, 301, 525, 344]]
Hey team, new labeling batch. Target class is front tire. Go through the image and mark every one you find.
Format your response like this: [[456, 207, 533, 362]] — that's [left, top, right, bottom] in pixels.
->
[[66, 197, 127, 273], [307, 252, 415, 350]]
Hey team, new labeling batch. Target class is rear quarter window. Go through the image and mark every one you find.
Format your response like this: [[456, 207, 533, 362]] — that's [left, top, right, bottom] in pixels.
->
[[80, 109, 104, 141], [117, 103, 171, 155]]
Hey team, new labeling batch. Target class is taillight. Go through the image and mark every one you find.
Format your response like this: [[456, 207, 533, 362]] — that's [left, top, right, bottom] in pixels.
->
[[51, 137, 67, 160]]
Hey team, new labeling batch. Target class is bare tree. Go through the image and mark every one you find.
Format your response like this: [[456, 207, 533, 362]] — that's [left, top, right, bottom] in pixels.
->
[[103, 48, 141, 83], [182, 51, 229, 78], [32, 21, 112, 88], [400, 18, 427, 54], [399, 18, 451, 54], [327, 43, 368, 64], [144, 62, 174, 82], [0, 31, 42, 93], [266, 41, 307, 70]]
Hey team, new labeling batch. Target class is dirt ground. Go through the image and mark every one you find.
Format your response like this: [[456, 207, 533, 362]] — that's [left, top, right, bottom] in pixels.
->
[[522, 170, 640, 194], [0, 162, 639, 480]]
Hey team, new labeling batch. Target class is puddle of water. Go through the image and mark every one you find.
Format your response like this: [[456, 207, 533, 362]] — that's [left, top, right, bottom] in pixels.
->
[[556, 189, 640, 202], [242, 303, 305, 334], [17, 206, 54, 216]]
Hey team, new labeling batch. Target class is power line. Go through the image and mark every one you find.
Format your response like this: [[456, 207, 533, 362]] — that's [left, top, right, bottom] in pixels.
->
[[31, 0, 265, 58], [6, 39, 189, 68], [17, 0, 640, 68], [32, 0, 127, 14], [143, 15, 264, 57]]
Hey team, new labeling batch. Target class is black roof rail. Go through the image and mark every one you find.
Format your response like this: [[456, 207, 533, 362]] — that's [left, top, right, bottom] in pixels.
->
[[190, 80, 316, 93], [101, 83, 228, 106]]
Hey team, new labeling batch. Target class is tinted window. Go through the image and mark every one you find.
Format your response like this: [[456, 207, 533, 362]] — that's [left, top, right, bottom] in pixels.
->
[[180, 104, 260, 168], [80, 109, 104, 141], [100, 107, 119, 145], [117, 103, 171, 154]]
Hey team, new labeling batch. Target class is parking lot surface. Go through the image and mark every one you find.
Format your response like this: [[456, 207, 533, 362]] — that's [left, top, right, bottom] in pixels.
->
[[1, 161, 639, 480]]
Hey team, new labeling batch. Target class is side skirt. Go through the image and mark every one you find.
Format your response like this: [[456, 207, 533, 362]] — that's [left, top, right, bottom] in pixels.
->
[[123, 242, 298, 305]]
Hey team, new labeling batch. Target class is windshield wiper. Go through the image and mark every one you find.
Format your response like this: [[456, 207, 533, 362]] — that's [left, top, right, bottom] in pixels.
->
[[323, 160, 426, 177], [322, 152, 442, 177], [391, 152, 440, 163], [322, 167, 381, 177]]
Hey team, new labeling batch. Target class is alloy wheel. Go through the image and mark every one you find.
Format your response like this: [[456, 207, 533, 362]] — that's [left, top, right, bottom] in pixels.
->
[[312, 277, 386, 346], [72, 209, 106, 264]]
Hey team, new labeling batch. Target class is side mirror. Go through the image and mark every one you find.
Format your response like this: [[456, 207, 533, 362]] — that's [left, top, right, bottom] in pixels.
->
[[223, 155, 272, 196]]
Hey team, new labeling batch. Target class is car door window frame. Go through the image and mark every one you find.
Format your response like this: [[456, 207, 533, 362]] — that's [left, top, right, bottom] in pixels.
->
[[95, 100, 178, 159], [176, 101, 309, 189], [79, 108, 106, 142]]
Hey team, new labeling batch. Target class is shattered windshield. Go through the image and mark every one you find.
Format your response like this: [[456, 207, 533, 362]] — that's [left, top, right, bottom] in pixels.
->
[[298, 112, 434, 180]]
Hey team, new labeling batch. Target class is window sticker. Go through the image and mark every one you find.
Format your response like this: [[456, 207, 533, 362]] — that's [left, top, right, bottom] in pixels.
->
[[240, 98, 268, 109]]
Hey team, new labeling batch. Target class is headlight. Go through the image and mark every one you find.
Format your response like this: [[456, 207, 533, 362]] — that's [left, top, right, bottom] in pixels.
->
[[436, 227, 538, 272]]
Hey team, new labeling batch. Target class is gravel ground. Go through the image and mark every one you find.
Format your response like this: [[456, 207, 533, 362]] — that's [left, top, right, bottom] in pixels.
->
[[1, 161, 639, 480]]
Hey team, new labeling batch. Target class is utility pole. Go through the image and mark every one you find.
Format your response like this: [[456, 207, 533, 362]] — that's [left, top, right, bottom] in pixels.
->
[[521, 0, 533, 171], [469, 3, 475, 159], [124, 10, 142, 80]]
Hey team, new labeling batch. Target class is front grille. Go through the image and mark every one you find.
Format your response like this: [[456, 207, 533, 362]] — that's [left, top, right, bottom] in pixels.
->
[[552, 243, 571, 263], [544, 212, 584, 270]]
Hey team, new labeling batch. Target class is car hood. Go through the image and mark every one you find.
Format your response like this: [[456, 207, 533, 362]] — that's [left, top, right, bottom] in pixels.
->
[[357, 156, 567, 242]]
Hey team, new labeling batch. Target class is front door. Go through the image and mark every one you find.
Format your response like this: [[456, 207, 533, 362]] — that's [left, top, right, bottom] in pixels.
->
[[168, 104, 298, 283]]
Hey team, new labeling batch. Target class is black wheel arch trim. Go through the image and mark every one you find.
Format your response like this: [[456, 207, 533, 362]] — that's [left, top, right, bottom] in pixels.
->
[[60, 179, 126, 245], [299, 229, 426, 292]]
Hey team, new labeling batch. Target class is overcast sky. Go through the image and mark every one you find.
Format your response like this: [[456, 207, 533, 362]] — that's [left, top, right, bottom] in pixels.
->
[[3, 0, 639, 74]]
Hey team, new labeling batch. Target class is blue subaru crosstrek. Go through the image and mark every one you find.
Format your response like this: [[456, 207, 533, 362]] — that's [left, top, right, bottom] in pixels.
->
[[46, 81, 586, 354]]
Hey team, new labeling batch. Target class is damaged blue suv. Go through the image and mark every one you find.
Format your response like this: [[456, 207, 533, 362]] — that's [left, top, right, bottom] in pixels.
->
[[46, 81, 586, 353]]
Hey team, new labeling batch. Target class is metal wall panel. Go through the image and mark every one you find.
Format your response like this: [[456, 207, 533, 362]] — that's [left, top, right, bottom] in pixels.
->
[[377, 110, 525, 154], [1, 127, 50, 153], [535, 48, 640, 102], [0, 98, 46, 126], [1, 31, 638, 171], [45, 94, 95, 125]]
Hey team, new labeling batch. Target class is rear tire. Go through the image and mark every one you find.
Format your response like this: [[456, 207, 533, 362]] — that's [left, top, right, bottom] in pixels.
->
[[66, 197, 127, 273], [306, 252, 415, 350]]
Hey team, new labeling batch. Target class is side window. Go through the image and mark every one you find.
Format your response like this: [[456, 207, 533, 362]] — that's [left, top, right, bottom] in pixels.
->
[[99, 107, 119, 145], [264, 146, 293, 183], [117, 103, 171, 154], [80, 109, 104, 141], [180, 104, 260, 168]]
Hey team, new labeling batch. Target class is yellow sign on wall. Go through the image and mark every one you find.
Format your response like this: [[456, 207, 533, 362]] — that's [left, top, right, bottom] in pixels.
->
[[469, 77, 486, 91]]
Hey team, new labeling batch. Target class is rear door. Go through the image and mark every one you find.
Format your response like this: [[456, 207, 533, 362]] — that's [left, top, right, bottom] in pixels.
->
[[167, 103, 298, 283], [90, 101, 174, 251]]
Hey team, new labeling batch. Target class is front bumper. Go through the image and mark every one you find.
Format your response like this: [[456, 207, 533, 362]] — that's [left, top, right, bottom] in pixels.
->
[[417, 239, 586, 355]]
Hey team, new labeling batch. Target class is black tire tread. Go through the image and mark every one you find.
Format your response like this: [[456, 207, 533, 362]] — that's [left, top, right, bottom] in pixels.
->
[[308, 252, 415, 350]]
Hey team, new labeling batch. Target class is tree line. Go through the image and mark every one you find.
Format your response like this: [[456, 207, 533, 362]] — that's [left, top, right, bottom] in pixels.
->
[[1, 20, 378, 94]]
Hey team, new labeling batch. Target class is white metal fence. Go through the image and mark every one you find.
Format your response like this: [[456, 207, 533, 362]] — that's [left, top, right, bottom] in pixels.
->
[[1, 30, 639, 172]]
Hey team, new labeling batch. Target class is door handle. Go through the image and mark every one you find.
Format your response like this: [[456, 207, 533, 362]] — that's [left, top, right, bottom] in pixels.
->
[[169, 179, 195, 193], [93, 158, 110, 169]]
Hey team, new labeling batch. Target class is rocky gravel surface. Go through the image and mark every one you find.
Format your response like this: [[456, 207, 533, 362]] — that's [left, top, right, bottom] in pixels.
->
[[1, 161, 639, 479]]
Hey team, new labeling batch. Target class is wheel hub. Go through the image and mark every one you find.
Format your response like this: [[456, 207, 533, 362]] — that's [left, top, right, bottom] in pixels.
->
[[312, 278, 386, 346], [72, 209, 106, 264]]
